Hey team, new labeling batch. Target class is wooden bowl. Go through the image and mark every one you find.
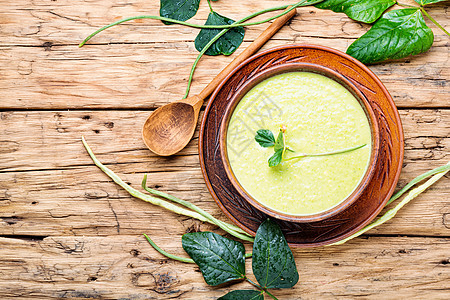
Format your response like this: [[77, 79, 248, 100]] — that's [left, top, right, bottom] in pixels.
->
[[219, 62, 380, 223], [199, 44, 404, 247]]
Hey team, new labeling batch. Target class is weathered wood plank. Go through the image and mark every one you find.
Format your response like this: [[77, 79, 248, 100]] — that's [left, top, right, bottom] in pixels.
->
[[0, 110, 200, 172], [1, 0, 448, 298], [1, 42, 448, 109], [0, 1, 448, 109], [1, 109, 448, 172], [0, 162, 448, 237], [0, 109, 448, 237], [1, 0, 447, 46], [0, 235, 448, 299]]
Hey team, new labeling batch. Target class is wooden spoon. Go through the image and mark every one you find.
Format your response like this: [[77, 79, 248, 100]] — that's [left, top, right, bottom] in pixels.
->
[[142, 7, 297, 156]]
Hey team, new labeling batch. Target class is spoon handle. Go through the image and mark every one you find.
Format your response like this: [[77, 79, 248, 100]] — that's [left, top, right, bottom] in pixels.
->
[[198, 7, 297, 100]]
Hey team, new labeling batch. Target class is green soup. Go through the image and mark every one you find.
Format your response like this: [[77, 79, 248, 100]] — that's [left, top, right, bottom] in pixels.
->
[[226, 72, 372, 215]]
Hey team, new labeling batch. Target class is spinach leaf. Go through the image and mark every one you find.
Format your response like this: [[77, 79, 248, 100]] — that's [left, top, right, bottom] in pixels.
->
[[255, 129, 275, 147], [316, 0, 396, 23], [252, 219, 299, 289], [219, 290, 264, 300], [182, 232, 246, 286], [268, 149, 283, 167], [415, 0, 448, 5], [195, 11, 245, 56], [160, 0, 201, 25], [347, 8, 434, 64]]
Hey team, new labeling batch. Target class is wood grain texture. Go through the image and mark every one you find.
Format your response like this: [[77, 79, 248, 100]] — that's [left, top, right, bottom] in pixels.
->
[[0, 156, 448, 237], [1, 0, 449, 298], [0, 110, 448, 172], [0, 110, 448, 237], [1, 1, 448, 46], [1, 43, 447, 109], [0, 1, 448, 109], [0, 235, 448, 299]]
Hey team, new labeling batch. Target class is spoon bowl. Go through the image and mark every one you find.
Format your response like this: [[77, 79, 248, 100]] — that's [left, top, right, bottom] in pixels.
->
[[142, 97, 201, 156]]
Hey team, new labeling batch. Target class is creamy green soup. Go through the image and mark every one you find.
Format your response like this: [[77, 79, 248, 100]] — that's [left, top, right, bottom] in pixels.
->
[[226, 72, 372, 215]]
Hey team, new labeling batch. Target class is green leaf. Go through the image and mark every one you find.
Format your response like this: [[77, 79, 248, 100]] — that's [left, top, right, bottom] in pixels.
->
[[268, 149, 283, 167], [219, 290, 264, 300], [347, 8, 434, 64], [316, 0, 396, 23], [182, 232, 245, 286], [160, 0, 200, 25], [274, 130, 284, 152], [415, 0, 448, 5], [252, 219, 299, 289], [255, 129, 275, 147], [195, 11, 245, 56]]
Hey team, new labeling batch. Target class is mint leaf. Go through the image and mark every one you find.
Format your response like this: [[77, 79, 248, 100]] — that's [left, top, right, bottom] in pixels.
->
[[316, 0, 396, 23], [219, 290, 264, 300], [195, 11, 245, 56], [253, 219, 299, 289], [268, 149, 283, 167], [255, 129, 275, 147], [347, 8, 434, 64], [182, 232, 245, 286], [274, 130, 284, 152], [160, 0, 200, 25]]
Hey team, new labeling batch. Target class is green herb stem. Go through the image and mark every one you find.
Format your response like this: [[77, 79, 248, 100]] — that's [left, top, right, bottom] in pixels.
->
[[183, 3, 287, 98], [283, 144, 366, 161], [330, 161, 450, 246], [387, 163, 450, 205], [281, 128, 287, 159], [183, 2, 287, 99], [79, 0, 321, 99], [183, 27, 230, 98], [207, 0, 214, 12], [420, 7, 450, 37], [78, 7, 287, 47], [79, 15, 190, 47], [244, 278, 279, 299], [78, 1, 322, 47], [245, 277, 265, 290], [144, 232, 253, 263], [184, 1, 313, 98], [81, 136, 247, 239], [142, 174, 254, 242], [144, 233, 195, 263], [81, 136, 211, 221], [244, 277, 278, 300], [218, 0, 323, 28]]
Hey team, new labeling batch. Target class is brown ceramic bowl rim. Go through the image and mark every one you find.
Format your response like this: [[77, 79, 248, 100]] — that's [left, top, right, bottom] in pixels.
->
[[219, 62, 380, 223]]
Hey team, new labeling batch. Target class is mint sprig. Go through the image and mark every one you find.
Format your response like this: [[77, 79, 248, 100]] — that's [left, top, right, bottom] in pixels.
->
[[255, 127, 290, 167], [255, 127, 366, 167]]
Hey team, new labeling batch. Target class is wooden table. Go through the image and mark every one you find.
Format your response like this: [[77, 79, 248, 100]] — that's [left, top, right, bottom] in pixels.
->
[[1, 1, 449, 299]]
